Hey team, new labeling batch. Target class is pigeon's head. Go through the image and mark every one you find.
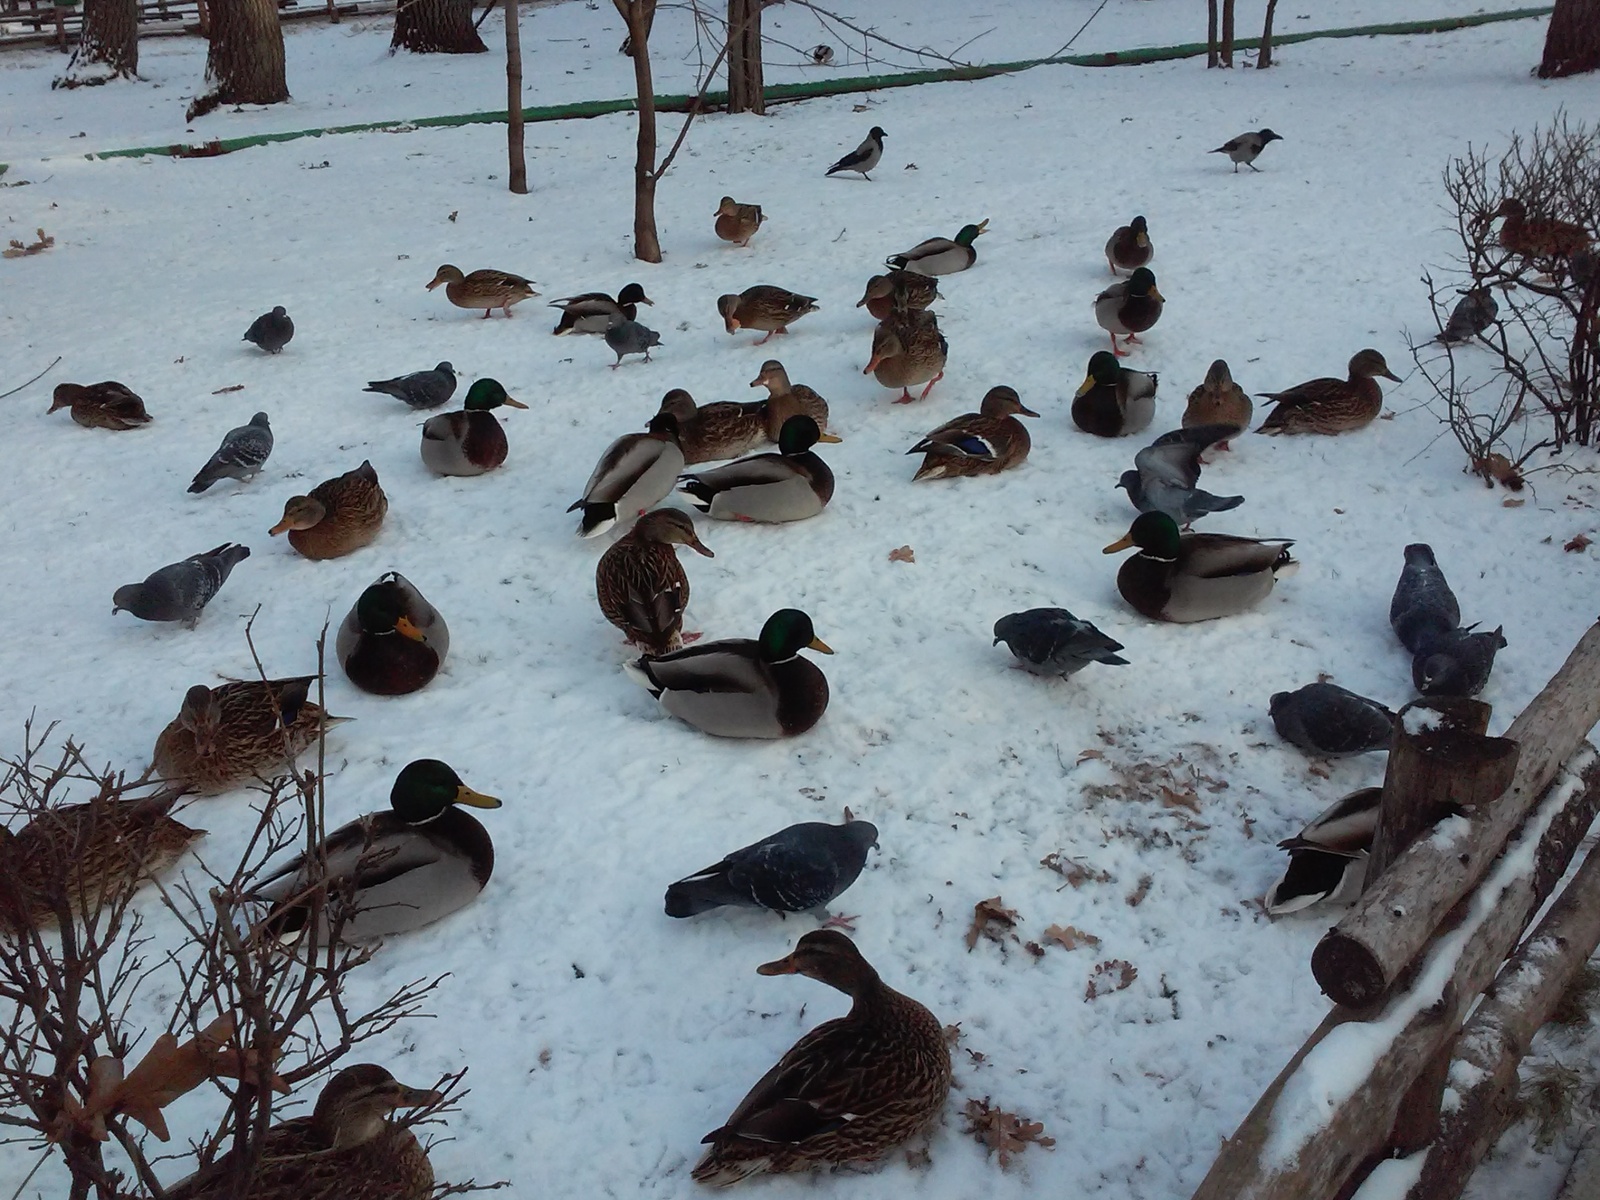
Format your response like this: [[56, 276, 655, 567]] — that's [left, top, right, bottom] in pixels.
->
[[1114, 469, 1139, 495]]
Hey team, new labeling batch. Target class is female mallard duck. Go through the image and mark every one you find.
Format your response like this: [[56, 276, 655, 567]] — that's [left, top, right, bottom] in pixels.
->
[[1256, 349, 1400, 435], [717, 287, 820, 344], [692, 931, 952, 1185], [1094, 267, 1164, 356], [624, 608, 832, 738], [656, 385, 828, 466], [680, 415, 836, 523], [886, 219, 988, 276], [715, 197, 766, 247], [570, 412, 684, 538], [48, 382, 151, 430], [1105, 215, 1153, 275], [152, 678, 348, 795], [420, 378, 527, 476], [1264, 788, 1380, 915], [1073, 350, 1157, 438], [269, 461, 388, 560], [864, 309, 948, 403], [749, 360, 832, 437], [337, 573, 449, 696], [596, 509, 713, 655], [1103, 512, 1296, 623], [855, 271, 940, 320], [1182, 359, 1251, 451], [254, 760, 498, 942], [164, 1064, 442, 1200], [1491, 197, 1592, 261], [425, 264, 538, 318], [549, 283, 654, 335], [0, 792, 203, 932], [907, 385, 1037, 480]]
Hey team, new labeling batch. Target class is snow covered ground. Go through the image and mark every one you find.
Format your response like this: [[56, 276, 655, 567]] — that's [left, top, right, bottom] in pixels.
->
[[2, 2, 1600, 1198]]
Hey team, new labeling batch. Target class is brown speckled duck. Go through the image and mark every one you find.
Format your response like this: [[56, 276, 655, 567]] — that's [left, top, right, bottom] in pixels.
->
[[1492, 197, 1592, 261], [269, 461, 388, 559], [425, 264, 538, 318], [1256, 349, 1400, 435], [749, 360, 831, 436], [907, 385, 1037, 480], [715, 197, 766, 247], [855, 271, 940, 320], [864, 309, 947, 403], [596, 509, 713, 654], [692, 931, 952, 1186], [48, 382, 151, 430], [656, 385, 829, 465], [151, 677, 348, 795], [1182, 359, 1252, 451], [717, 287, 819, 344]]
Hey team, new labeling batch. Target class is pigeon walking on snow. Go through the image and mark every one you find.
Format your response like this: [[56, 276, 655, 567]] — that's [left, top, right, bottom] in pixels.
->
[[1269, 682, 1396, 756], [1117, 424, 1245, 527], [1435, 287, 1499, 346], [1211, 128, 1282, 172], [189, 412, 273, 493], [364, 362, 457, 410], [243, 306, 294, 353], [826, 126, 885, 180], [113, 543, 251, 628], [1389, 543, 1461, 655], [992, 609, 1128, 679], [665, 818, 879, 919], [605, 319, 662, 368], [1413, 626, 1506, 697]]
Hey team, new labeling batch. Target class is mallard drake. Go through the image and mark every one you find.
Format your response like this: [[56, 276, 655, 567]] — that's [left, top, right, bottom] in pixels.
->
[[680, 415, 836, 522], [1491, 197, 1592, 260], [420, 378, 527, 476], [1094, 266, 1164, 356], [749, 360, 832, 438], [665, 818, 878, 919], [864, 309, 947, 403], [570, 412, 684, 537], [0, 791, 203, 932], [855, 270, 940, 320], [992, 609, 1128, 679], [1181, 360, 1251, 451], [1073, 350, 1157, 437], [1105, 215, 1153, 275], [425, 264, 538, 318], [1103, 512, 1296, 623], [717, 287, 819, 344], [549, 283, 653, 335], [1265, 788, 1379, 915], [163, 1064, 441, 1200], [1211, 128, 1282, 172], [1256, 349, 1400, 435], [692, 931, 951, 1185], [826, 126, 885, 180], [364, 362, 456, 410], [1269, 683, 1395, 756], [886, 219, 988, 276], [1117, 425, 1244, 526], [254, 760, 498, 942], [715, 197, 766, 247], [269, 461, 388, 560], [595, 509, 713, 655], [337, 573, 449, 696], [189, 412, 273, 492], [48, 382, 151, 430], [625, 608, 832, 739], [152, 677, 348, 795], [1390, 544, 1461, 655], [113, 543, 251, 627], [907, 385, 1037, 480], [243, 306, 294, 353]]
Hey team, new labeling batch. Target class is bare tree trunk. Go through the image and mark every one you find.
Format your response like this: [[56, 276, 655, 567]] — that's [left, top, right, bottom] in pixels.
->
[[506, 0, 527, 193], [726, 0, 764, 114], [1206, 0, 1218, 67], [186, 0, 288, 120], [1258, 0, 1280, 68], [392, 0, 487, 54], [55, 0, 137, 87], [1220, 0, 1235, 67], [1539, 0, 1600, 78], [612, 0, 662, 263]]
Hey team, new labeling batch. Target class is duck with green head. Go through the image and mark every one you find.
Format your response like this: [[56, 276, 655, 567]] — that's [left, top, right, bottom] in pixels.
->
[[337, 572, 449, 695], [420, 378, 527, 476], [886, 219, 988, 276], [253, 759, 501, 943], [1073, 350, 1158, 438], [678, 415, 838, 523], [1103, 512, 1295, 623], [1094, 266, 1165, 357], [624, 608, 833, 738]]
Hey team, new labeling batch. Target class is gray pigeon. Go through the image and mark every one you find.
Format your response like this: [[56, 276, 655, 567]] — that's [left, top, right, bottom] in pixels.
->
[[1210, 128, 1282, 172], [188, 412, 273, 493], [1117, 424, 1246, 527], [1435, 287, 1498, 346], [826, 126, 885, 180], [363, 362, 456, 410], [1389, 543, 1461, 655], [665, 819, 879, 918], [1269, 682, 1396, 756], [1413, 626, 1506, 697], [605, 319, 662, 368], [243, 306, 294, 353], [113, 543, 250, 628], [992, 608, 1128, 678]]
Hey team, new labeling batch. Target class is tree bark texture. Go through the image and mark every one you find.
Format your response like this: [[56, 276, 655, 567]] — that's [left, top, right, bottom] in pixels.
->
[[613, 0, 662, 263], [187, 0, 288, 120], [1539, 0, 1600, 79], [726, 0, 764, 114], [392, 0, 487, 54], [1206, 0, 1218, 67], [56, 0, 138, 86], [505, 0, 527, 193], [1220, 0, 1234, 66], [1258, 0, 1281, 68]]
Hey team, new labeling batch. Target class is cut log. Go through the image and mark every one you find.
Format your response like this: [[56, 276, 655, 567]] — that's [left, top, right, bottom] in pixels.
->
[[1314, 621, 1600, 1008], [1187, 749, 1600, 1200]]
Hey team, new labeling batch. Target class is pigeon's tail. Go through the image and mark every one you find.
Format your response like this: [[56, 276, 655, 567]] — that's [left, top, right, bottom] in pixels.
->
[[188, 466, 222, 494], [363, 380, 402, 397], [1194, 490, 1245, 515], [664, 868, 742, 918]]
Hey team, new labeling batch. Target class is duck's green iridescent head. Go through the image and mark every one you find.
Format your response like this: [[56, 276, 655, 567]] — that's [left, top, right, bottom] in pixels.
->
[[1127, 267, 1160, 299], [954, 219, 989, 247], [462, 378, 528, 412], [776, 415, 823, 455], [390, 758, 502, 824], [355, 581, 424, 640], [758, 608, 834, 662], [1077, 350, 1123, 396], [1103, 511, 1182, 559]]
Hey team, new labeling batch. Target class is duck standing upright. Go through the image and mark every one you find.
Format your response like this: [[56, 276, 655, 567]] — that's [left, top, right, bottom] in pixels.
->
[[337, 572, 449, 696], [717, 287, 819, 344], [420, 378, 527, 476], [1094, 267, 1164, 356], [1181, 360, 1251, 450], [269, 461, 388, 560], [1105, 215, 1154, 275], [715, 197, 766, 247], [864, 309, 948, 403], [595, 509, 713, 655], [425, 264, 538, 318], [855, 271, 940, 320]]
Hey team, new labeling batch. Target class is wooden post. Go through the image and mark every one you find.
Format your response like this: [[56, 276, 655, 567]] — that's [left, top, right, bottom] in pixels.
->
[[1220, 0, 1234, 66], [1259, 0, 1280, 67], [1313, 621, 1600, 1008], [504, 0, 526, 193], [1206, 0, 1218, 67]]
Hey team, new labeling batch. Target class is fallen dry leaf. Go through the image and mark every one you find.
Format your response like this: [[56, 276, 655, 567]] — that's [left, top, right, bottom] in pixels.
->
[[211, 384, 245, 395], [963, 1096, 1056, 1169], [888, 545, 915, 563], [965, 896, 1019, 952], [1043, 923, 1101, 951], [1039, 852, 1112, 888], [1125, 874, 1153, 907], [1085, 959, 1139, 1001], [1474, 452, 1525, 491], [1503, 498, 1526, 508], [1565, 533, 1591, 553], [3, 227, 54, 258]]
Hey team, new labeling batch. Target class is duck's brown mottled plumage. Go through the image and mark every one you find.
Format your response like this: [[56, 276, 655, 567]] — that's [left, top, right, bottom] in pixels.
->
[[425, 264, 538, 318], [908, 385, 1037, 480], [268, 461, 388, 560], [715, 197, 766, 247], [151, 678, 346, 795], [596, 510, 713, 654], [855, 271, 940, 320], [1493, 197, 1592, 261], [1182, 359, 1252, 450], [717, 287, 819, 344], [48, 382, 152, 430], [864, 309, 947, 403], [1256, 349, 1400, 435]]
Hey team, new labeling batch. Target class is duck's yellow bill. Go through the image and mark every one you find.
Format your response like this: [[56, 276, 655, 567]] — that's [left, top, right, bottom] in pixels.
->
[[808, 637, 836, 655], [818, 432, 844, 443], [502, 396, 530, 409], [1074, 375, 1096, 398], [394, 615, 427, 642], [455, 785, 503, 810], [756, 953, 800, 976], [1103, 534, 1136, 554]]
